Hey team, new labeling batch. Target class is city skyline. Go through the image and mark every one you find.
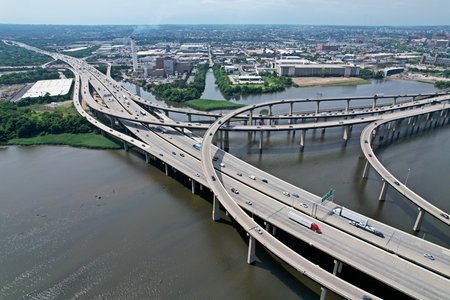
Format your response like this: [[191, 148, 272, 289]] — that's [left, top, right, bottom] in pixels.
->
[[1, 0, 450, 26]]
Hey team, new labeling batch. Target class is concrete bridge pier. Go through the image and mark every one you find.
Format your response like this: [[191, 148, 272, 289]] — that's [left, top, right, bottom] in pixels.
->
[[362, 160, 370, 179], [413, 208, 425, 232], [379, 180, 388, 201], [224, 130, 230, 152], [289, 103, 294, 124], [110, 116, 115, 128], [321, 127, 326, 136], [164, 110, 169, 117], [123, 141, 129, 151], [320, 287, 328, 300], [247, 235, 256, 264], [333, 259, 343, 275], [259, 131, 264, 153], [372, 97, 377, 109], [343, 126, 350, 141], [393, 97, 398, 105], [315, 101, 320, 114], [345, 99, 350, 113], [164, 163, 169, 176], [268, 105, 273, 125], [190, 179, 196, 194], [187, 113, 192, 122], [300, 130, 306, 151], [265, 221, 271, 232], [271, 225, 277, 236], [145, 152, 150, 164], [212, 195, 221, 221], [219, 130, 224, 149]]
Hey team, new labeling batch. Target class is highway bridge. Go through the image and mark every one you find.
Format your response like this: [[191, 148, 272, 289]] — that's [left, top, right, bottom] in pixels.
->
[[15, 41, 450, 299]]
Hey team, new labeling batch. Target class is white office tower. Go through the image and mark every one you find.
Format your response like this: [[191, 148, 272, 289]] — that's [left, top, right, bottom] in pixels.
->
[[130, 37, 138, 72]]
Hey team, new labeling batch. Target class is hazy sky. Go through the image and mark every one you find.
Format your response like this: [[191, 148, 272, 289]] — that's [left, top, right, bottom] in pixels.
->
[[1, 0, 449, 26]]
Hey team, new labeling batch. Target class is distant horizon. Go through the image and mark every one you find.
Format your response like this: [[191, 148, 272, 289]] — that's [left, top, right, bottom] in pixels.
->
[[1, 0, 449, 27], [1, 23, 450, 28]]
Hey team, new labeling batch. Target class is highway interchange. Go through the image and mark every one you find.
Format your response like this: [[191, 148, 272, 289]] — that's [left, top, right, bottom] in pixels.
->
[[14, 41, 450, 299]]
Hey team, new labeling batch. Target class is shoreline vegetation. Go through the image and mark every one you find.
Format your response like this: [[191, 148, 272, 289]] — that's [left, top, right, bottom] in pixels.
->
[[144, 64, 209, 102], [185, 99, 245, 111], [0, 100, 120, 150], [213, 65, 294, 99], [7, 133, 121, 149]]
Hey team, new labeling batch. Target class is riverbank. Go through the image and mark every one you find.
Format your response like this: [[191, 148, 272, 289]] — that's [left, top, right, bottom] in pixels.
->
[[7, 133, 121, 149], [185, 99, 244, 111], [292, 77, 370, 87]]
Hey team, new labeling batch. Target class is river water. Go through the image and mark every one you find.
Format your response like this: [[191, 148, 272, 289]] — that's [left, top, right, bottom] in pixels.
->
[[1, 76, 448, 299]]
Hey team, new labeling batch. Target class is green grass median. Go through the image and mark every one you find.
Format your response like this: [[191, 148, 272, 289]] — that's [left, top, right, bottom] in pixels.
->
[[8, 133, 121, 149], [185, 99, 245, 111]]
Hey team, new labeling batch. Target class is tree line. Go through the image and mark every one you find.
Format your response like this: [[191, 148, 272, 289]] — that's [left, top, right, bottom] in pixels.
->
[[147, 64, 208, 102], [359, 69, 385, 80], [0, 42, 51, 66], [213, 65, 293, 99], [0, 102, 93, 143], [0, 68, 60, 85]]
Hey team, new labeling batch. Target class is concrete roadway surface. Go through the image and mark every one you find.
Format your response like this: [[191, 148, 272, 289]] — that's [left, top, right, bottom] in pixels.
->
[[201, 109, 450, 300], [80, 63, 450, 298], [360, 104, 450, 227], [69, 53, 450, 298]]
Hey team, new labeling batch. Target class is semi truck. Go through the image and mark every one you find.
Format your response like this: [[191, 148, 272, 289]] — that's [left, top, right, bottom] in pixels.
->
[[333, 207, 384, 238], [288, 211, 322, 234], [332, 207, 368, 227]]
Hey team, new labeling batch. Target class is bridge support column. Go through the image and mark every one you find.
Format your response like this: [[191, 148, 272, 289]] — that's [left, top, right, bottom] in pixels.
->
[[164, 163, 169, 176], [343, 126, 349, 141], [372, 97, 377, 109], [145, 153, 150, 164], [345, 99, 350, 113], [187, 113, 192, 122], [413, 208, 425, 232], [224, 122, 230, 152], [259, 131, 263, 153], [333, 259, 343, 275], [191, 179, 196, 194], [362, 160, 370, 179], [247, 235, 256, 264], [393, 97, 397, 105], [321, 127, 326, 135], [271, 225, 277, 236], [110, 117, 115, 128], [300, 130, 306, 151], [123, 141, 129, 151], [289, 103, 294, 124], [379, 180, 388, 201], [212, 195, 221, 221], [248, 110, 253, 125], [265, 222, 271, 232], [315, 101, 320, 114], [320, 287, 328, 300], [218, 130, 223, 148]]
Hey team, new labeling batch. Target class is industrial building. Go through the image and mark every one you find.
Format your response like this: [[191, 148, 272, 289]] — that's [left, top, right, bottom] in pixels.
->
[[22, 79, 73, 99], [276, 62, 360, 77]]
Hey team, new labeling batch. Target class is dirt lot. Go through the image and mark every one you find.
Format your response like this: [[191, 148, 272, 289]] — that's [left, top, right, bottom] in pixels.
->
[[292, 77, 367, 87], [0, 84, 27, 101]]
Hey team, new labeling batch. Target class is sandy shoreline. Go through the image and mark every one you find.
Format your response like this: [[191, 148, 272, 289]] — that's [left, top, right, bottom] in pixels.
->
[[292, 77, 369, 87]]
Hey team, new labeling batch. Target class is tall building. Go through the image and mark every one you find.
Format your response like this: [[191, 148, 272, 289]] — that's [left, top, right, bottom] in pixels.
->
[[130, 37, 138, 72]]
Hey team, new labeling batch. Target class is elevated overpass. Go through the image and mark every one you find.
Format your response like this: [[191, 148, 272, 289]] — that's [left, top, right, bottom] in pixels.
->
[[20, 42, 450, 299]]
